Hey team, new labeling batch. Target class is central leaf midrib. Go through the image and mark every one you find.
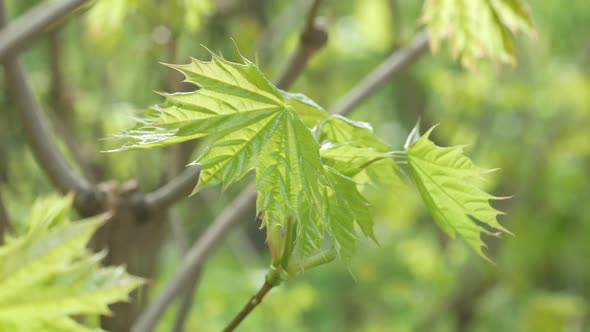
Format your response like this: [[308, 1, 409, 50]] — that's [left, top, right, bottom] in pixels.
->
[[156, 105, 279, 126], [201, 109, 286, 182]]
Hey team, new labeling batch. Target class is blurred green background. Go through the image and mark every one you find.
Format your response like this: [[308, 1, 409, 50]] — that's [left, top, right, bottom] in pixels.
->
[[1, 0, 589, 331]]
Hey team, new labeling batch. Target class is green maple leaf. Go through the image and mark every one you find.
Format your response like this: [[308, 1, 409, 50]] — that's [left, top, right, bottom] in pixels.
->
[[319, 115, 403, 192], [319, 115, 395, 178], [406, 127, 510, 259], [0, 195, 143, 332], [421, 0, 536, 69], [112, 52, 379, 264], [320, 115, 391, 152]]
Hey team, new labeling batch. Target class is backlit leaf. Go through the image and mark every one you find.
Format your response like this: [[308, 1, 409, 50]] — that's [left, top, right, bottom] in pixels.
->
[[113, 52, 374, 266], [406, 127, 510, 259], [0, 195, 143, 332], [421, 0, 536, 69]]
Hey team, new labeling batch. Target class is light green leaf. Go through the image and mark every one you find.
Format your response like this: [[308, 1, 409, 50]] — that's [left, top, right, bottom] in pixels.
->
[[293, 167, 377, 266], [320, 143, 390, 177], [319, 115, 402, 191], [326, 168, 376, 250], [280, 90, 328, 128], [421, 0, 536, 69], [320, 115, 390, 152], [406, 127, 510, 259], [113, 52, 376, 266], [254, 109, 326, 230], [0, 195, 143, 332]]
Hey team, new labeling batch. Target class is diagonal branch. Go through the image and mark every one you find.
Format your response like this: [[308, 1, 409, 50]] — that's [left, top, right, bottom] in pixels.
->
[[330, 31, 429, 116], [274, 0, 327, 89], [222, 279, 275, 332], [133, 29, 431, 332], [143, 166, 201, 214], [0, 1, 99, 212], [0, 0, 89, 59], [131, 188, 257, 332]]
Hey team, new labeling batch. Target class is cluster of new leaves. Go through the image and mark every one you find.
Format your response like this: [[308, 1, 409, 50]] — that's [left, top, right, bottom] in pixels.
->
[[0, 195, 143, 332], [113, 52, 509, 265], [421, 0, 536, 69]]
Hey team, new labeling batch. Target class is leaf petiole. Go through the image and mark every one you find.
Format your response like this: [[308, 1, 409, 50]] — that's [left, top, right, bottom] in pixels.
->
[[286, 249, 337, 276]]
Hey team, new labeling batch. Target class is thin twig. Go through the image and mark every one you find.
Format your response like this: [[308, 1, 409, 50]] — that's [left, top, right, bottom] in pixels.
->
[[0, 1, 99, 213], [0, 0, 89, 59], [330, 31, 429, 116], [222, 280, 275, 332]]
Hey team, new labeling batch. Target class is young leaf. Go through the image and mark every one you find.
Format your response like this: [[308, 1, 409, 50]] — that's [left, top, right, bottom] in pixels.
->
[[113, 52, 372, 266], [280, 90, 328, 128], [421, 0, 536, 69], [320, 143, 390, 177], [0, 195, 143, 332], [326, 169, 375, 246], [296, 168, 375, 265], [320, 115, 390, 152], [319, 115, 402, 189], [406, 127, 510, 259]]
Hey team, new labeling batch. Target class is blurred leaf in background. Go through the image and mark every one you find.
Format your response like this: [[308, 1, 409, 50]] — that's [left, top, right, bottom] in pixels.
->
[[0, 195, 142, 332]]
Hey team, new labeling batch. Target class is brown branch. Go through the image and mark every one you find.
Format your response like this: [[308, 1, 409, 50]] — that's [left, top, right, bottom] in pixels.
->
[[274, 0, 327, 90], [256, 1, 307, 64], [2, 60, 98, 205], [0, 0, 89, 59], [47, 28, 99, 183], [222, 280, 275, 332], [0, 1, 99, 213], [329, 31, 429, 116], [0, 189, 12, 243], [131, 188, 257, 332]]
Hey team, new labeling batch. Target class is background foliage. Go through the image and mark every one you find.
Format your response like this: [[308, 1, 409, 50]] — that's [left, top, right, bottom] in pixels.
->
[[1, 0, 589, 331], [0, 195, 142, 332]]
